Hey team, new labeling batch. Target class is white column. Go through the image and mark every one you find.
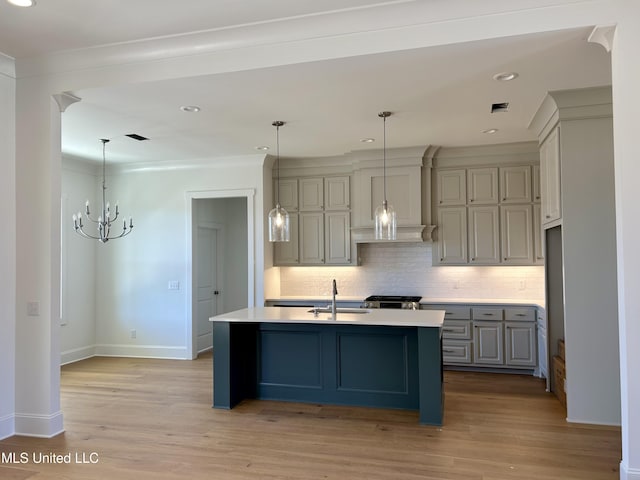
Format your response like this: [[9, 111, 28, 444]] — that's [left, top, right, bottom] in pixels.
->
[[611, 2, 640, 478], [0, 54, 17, 440], [14, 82, 64, 437]]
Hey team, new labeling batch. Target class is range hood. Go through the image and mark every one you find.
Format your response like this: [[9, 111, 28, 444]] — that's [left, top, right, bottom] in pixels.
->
[[351, 225, 435, 243], [350, 146, 437, 244]]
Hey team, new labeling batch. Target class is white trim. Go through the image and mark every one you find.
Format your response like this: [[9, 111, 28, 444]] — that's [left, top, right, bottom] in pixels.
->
[[566, 417, 622, 427], [0, 52, 15, 78], [14, 411, 64, 438], [185, 188, 255, 360], [0, 413, 15, 440], [620, 463, 640, 480], [94, 344, 188, 360], [60, 345, 97, 365]]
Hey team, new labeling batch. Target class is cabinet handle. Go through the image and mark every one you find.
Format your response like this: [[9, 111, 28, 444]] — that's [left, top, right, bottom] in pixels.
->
[[440, 258, 444, 261], [504, 258, 507, 261], [439, 200, 443, 204], [502, 198, 506, 201], [536, 196, 540, 200], [471, 257, 476, 261], [443, 328, 457, 333], [445, 312, 453, 315], [545, 215, 551, 219], [516, 313, 527, 317], [443, 349, 456, 354], [482, 313, 495, 316], [470, 199, 474, 202]]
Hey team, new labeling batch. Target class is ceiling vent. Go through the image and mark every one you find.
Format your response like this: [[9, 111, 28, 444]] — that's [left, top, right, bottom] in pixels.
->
[[491, 102, 509, 113], [126, 133, 149, 141]]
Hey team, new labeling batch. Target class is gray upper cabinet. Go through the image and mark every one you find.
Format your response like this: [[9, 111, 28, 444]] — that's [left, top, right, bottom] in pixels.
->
[[500, 165, 531, 203], [299, 177, 324, 211], [468, 206, 500, 264], [436, 207, 467, 264], [274, 175, 352, 266], [276, 178, 298, 212], [467, 167, 498, 204], [500, 205, 534, 264], [539, 126, 562, 225], [324, 176, 350, 210], [436, 169, 466, 206]]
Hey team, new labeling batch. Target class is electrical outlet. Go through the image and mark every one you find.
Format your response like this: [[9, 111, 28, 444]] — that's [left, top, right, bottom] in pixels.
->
[[453, 280, 460, 289], [519, 280, 526, 291], [168, 281, 180, 290], [130, 329, 136, 339]]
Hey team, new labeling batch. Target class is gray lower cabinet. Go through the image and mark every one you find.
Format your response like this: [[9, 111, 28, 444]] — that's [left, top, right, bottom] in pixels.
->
[[423, 303, 537, 371], [473, 321, 504, 365]]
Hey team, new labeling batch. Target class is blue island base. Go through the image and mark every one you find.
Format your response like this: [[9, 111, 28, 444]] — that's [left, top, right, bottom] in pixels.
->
[[213, 322, 443, 425]]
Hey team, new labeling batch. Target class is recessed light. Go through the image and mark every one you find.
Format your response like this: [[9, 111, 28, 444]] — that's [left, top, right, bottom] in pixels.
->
[[483, 128, 499, 134], [180, 105, 201, 113], [360, 138, 375, 143], [493, 72, 519, 82], [255, 146, 269, 151], [7, 0, 35, 6]]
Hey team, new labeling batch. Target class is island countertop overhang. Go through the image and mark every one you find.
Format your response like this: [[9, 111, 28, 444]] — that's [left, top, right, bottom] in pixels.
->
[[210, 306, 444, 328]]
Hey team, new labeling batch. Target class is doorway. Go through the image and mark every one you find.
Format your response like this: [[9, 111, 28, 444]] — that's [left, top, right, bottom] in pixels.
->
[[187, 191, 253, 359]]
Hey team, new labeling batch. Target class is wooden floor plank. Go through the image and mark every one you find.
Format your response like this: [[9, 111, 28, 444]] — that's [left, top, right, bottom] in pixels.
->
[[0, 353, 621, 479]]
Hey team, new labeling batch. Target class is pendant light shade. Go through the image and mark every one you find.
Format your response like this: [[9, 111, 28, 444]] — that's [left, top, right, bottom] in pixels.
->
[[268, 121, 290, 242], [374, 111, 397, 240]]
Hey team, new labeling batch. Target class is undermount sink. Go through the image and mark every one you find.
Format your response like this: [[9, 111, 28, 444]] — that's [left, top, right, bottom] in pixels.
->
[[307, 307, 370, 315]]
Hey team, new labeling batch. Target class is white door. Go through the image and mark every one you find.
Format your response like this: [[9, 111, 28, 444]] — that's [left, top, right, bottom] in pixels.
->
[[195, 225, 219, 354]]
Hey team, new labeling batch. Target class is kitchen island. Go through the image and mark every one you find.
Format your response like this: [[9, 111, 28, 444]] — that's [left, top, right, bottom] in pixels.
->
[[210, 307, 445, 425]]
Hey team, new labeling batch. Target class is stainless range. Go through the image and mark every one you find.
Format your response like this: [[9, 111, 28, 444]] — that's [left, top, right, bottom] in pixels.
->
[[362, 295, 422, 310]]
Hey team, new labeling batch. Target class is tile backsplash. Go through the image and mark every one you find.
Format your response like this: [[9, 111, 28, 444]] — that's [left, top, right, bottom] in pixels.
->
[[279, 243, 544, 301]]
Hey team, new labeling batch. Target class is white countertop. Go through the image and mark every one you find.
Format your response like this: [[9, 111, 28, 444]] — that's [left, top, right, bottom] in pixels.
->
[[210, 306, 444, 328], [266, 296, 544, 308]]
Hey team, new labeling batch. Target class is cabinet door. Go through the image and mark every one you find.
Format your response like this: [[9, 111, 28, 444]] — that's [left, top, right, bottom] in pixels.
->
[[468, 206, 500, 264], [324, 176, 350, 210], [500, 205, 533, 264], [500, 165, 531, 203], [540, 126, 562, 224], [436, 169, 466, 206], [274, 214, 299, 265], [533, 204, 544, 264], [532, 164, 541, 203], [436, 207, 467, 264], [473, 321, 504, 365], [299, 213, 324, 264], [299, 177, 324, 211], [505, 322, 536, 367], [467, 167, 498, 204], [324, 211, 350, 264], [275, 178, 298, 212]]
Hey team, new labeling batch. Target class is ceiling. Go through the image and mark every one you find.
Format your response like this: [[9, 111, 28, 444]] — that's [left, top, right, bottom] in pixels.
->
[[1, 1, 612, 164]]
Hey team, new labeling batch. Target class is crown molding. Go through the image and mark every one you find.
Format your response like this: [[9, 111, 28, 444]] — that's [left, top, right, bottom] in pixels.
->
[[0, 52, 15, 79]]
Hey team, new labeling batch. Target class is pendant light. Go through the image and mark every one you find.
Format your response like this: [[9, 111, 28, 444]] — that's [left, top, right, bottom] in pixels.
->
[[72, 138, 133, 243], [268, 121, 290, 242], [374, 111, 397, 240]]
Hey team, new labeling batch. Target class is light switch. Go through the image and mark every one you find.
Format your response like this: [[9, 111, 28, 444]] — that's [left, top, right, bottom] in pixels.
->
[[27, 301, 40, 316], [168, 281, 180, 290]]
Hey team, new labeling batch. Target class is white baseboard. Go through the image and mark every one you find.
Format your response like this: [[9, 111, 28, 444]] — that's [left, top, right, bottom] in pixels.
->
[[95, 344, 189, 360], [0, 413, 15, 440], [566, 416, 621, 427], [14, 411, 64, 438], [621, 462, 640, 480], [61, 345, 97, 365]]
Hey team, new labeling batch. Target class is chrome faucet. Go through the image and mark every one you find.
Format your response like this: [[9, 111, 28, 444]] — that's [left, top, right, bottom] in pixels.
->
[[331, 279, 338, 318]]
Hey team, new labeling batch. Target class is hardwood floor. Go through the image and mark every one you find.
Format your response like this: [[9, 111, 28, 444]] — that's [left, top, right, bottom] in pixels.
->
[[0, 353, 621, 479]]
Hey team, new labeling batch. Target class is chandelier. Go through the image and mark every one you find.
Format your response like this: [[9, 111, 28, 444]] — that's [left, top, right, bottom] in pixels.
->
[[72, 138, 133, 243]]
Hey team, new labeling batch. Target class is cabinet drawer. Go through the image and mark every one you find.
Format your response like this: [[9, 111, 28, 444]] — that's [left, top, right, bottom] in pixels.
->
[[424, 305, 470, 320], [442, 320, 472, 340], [504, 307, 535, 321], [442, 341, 472, 364], [472, 307, 503, 320]]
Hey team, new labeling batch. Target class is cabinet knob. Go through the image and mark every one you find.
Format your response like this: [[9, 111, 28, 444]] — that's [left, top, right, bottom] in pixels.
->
[[545, 215, 551, 219], [504, 258, 507, 261], [471, 257, 476, 261], [470, 199, 474, 202]]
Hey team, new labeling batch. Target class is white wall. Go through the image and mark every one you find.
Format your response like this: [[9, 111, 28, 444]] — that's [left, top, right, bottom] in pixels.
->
[[60, 157, 97, 364], [611, 3, 640, 477], [0, 54, 16, 440], [94, 159, 263, 359], [280, 243, 545, 302]]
